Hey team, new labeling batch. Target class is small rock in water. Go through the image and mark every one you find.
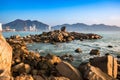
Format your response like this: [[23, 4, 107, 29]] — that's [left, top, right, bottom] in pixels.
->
[[89, 49, 100, 55], [75, 48, 82, 53], [117, 55, 120, 58], [108, 45, 113, 48]]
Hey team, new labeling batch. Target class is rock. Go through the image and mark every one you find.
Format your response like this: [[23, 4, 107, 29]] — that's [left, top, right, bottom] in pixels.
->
[[60, 54, 74, 62], [31, 69, 38, 75], [56, 61, 83, 80], [54, 33, 64, 42], [0, 34, 12, 80], [78, 63, 115, 80], [15, 58, 21, 63], [118, 64, 120, 71], [108, 45, 113, 48], [90, 55, 118, 78], [117, 55, 120, 58], [21, 46, 29, 54], [24, 64, 31, 73], [75, 48, 82, 53], [89, 49, 100, 55], [46, 54, 61, 65], [12, 62, 24, 72], [15, 35, 21, 39], [15, 74, 33, 80], [33, 75, 45, 80], [49, 76, 70, 80], [61, 26, 66, 32]]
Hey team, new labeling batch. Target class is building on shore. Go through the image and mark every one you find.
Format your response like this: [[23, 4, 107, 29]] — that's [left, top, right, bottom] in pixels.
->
[[48, 26, 51, 31], [0, 23, 2, 32], [29, 24, 37, 31], [5, 26, 16, 32]]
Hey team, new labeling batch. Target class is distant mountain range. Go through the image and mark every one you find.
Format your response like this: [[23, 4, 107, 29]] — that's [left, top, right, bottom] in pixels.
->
[[52, 23, 120, 31], [2, 19, 120, 31], [2, 19, 49, 31]]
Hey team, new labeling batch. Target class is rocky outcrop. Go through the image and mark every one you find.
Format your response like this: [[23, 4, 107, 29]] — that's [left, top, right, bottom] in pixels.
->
[[56, 61, 83, 80], [0, 34, 12, 80], [90, 55, 118, 78], [6, 28, 102, 44], [78, 63, 115, 80]]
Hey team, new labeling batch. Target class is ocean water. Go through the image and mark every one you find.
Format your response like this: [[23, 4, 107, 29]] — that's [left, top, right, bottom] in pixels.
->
[[2, 31, 120, 66]]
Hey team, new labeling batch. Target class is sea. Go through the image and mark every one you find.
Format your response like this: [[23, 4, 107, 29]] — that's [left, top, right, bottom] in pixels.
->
[[2, 31, 120, 66]]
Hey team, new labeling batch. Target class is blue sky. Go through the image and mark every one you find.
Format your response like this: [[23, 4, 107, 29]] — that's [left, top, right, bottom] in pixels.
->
[[0, 0, 120, 26]]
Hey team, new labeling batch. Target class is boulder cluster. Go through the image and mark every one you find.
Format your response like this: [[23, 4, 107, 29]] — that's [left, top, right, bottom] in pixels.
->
[[8, 27, 102, 44], [1, 27, 120, 80]]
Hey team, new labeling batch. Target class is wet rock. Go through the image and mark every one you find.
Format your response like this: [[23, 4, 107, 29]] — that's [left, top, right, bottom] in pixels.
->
[[56, 61, 83, 80], [90, 55, 118, 78], [78, 63, 115, 80], [89, 49, 100, 55], [0, 34, 12, 80], [117, 55, 120, 58], [75, 48, 82, 53]]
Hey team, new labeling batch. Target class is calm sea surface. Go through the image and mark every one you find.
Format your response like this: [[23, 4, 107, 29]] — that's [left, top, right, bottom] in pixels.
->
[[2, 31, 120, 66]]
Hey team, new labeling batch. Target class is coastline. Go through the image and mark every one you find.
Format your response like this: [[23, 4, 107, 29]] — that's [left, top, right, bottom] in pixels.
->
[[0, 28, 120, 80]]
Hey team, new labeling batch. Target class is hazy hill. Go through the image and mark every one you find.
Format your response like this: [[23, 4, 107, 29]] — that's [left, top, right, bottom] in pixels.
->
[[52, 23, 120, 31], [2, 19, 49, 31]]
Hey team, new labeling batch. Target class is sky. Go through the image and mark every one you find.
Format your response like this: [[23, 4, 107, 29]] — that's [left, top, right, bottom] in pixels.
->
[[0, 0, 120, 26]]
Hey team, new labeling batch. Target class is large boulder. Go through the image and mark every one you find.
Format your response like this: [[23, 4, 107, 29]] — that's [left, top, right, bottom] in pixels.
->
[[0, 34, 12, 80], [90, 55, 118, 78], [78, 63, 115, 80], [56, 61, 83, 80]]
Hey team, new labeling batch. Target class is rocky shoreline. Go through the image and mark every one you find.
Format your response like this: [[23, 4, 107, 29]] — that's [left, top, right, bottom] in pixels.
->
[[7, 27, 102, 44], [0, 28, 120, 80]]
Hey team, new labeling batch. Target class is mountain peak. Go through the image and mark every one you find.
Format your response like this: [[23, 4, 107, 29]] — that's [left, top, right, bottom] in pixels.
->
[[3, 19, 49, 31], [52, 23, 120, 31]]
